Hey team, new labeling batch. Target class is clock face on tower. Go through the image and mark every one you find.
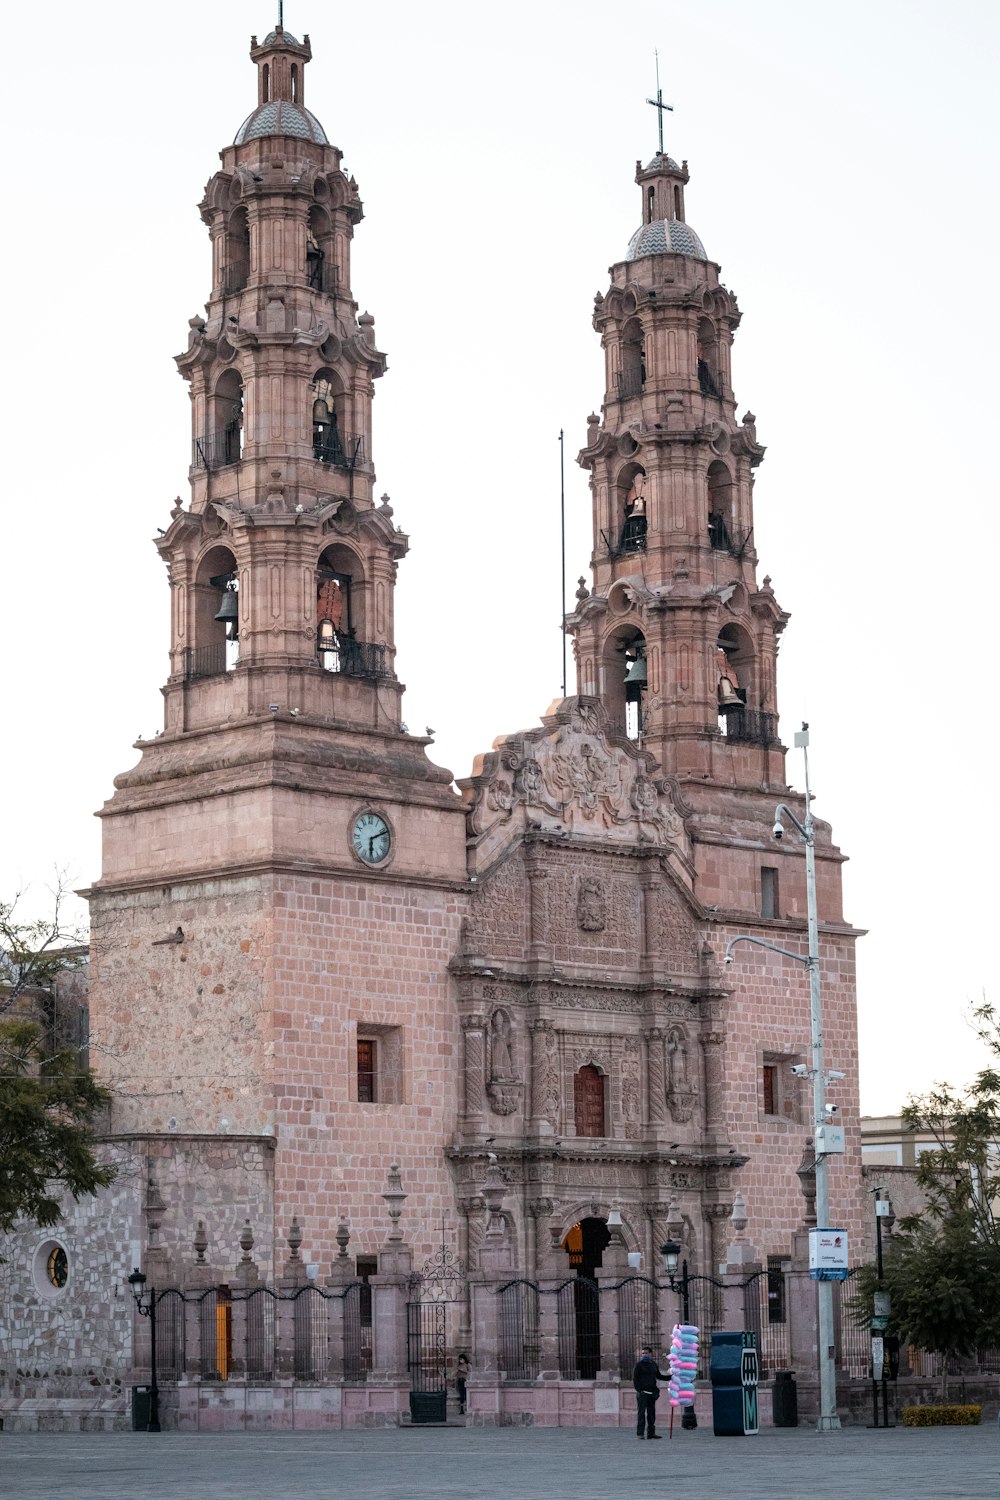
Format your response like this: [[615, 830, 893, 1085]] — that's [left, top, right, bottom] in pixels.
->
[[352, 810, 392, 866]]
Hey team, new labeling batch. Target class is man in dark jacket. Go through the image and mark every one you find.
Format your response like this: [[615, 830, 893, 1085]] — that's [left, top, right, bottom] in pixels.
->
[[633, 1345, 667, 1438]]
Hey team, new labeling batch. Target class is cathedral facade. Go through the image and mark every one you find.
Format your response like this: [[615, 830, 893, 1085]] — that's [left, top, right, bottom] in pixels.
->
[[1, 24, 864, 1426]]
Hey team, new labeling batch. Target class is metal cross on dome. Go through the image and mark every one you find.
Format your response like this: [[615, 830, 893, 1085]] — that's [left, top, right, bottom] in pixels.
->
[[646, 49, 674, 157]]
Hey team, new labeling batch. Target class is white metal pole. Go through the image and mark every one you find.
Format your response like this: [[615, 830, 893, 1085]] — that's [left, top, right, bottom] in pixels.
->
[[799, 728, 840, 1431]]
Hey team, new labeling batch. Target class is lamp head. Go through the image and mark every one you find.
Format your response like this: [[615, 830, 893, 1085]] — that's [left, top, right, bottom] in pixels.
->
[[659, 1239, 681, 1276]]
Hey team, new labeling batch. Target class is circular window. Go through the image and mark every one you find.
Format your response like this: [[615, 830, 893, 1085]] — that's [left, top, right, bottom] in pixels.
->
[[32, 1239, 70, 1298]]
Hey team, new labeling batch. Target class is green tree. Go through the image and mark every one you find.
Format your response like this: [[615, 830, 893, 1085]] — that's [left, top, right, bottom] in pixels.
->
[[0, 876, 87, 1018], [0, 1018, 116, 1233], [853, 1001, 1000, 1396]]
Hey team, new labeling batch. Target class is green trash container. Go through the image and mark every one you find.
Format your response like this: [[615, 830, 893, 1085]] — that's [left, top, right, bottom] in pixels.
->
[[772, 1370, 798, 1427], [131, 1386, 151, 1431]]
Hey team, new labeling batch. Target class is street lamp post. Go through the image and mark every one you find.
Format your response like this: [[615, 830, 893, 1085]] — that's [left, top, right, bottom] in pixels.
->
[[870, 1189, 895, 1429], [724, 723, 841, 1431], [127, 1268, 161, 1432], [660, 1239, 698, 1430]]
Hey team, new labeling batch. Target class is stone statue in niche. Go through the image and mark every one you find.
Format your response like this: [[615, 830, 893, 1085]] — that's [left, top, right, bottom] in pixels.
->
[[577, 876, 607, 933], [667, 1027, 698, 1124], [488, 1008, 522, 1117]]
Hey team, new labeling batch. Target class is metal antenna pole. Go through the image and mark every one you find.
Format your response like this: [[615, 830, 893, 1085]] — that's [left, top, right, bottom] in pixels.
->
[[559, 429, 567, 698]]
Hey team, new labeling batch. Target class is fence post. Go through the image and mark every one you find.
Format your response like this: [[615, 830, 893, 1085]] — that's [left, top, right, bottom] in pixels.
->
[[596, 1226, 630, 1377], [276, 1217, 309, 1378], [325, 1217, 356, 1380]]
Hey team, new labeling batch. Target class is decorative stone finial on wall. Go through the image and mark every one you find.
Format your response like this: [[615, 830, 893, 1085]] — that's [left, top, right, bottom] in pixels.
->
[[193, 1219, 208, 1265], [239, 1219, 255, 1265], [382, 1162, 407, 1242], [287, 1215, 303, 1260], [335, 1217, 351, 1260]]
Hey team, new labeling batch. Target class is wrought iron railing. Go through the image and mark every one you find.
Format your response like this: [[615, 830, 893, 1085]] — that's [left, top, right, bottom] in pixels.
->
[[600, 520, 647, 559], [498, 1280, 540, 1381], [220, 260, 250, 296], [708, 514, 752, 558], [317, 634, 388, 680], [698, 358, 723, 398], [722, 708, 779, 747], [184, 643, 233, 680], [306, 256, 338, 294], [314, 430, 365, 469], [616, 367, 645, 399], [192, 427, 242, 470]]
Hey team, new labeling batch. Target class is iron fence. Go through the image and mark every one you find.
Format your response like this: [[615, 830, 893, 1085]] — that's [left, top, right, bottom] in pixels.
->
[[497, 1280, 540, 1381], [317, 634, 388, 680], [192, 427, 242, 470], [307, 257, 338, 294], [220, 260, 249, 296], [244, 1287, 277, 1379], [742, 1269, 790, 1378], [616, 367, 645, 399], [556, 1276, 601, 1380], [314, 430, 365, 468], [615, 1276, 659, 1368], [721, 707, 779, 747], [184, 642, 233, 680]]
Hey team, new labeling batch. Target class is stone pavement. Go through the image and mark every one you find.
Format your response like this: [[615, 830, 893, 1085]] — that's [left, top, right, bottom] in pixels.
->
[[0, 1422, 996, 1500]]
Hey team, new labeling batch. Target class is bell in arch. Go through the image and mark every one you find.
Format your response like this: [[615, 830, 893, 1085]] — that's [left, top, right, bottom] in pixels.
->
[[623, 651, 647, 689], [214, 588, 239, 639]]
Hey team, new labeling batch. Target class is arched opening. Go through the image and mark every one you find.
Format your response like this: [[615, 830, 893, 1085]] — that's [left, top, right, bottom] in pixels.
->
[[561, 1216, 610, 1379], [618, 317, 646, 401], [307, 205, 334, 293], [707, 460, 736, 552], [618, 464, 647, 554], [673, 183, 682, 220], [290, 63, 299, 102], [194, 371, 243, 470], [316, 544, 384, 679], [262, 63, 270, 102], [188, 544, 239, 679], [646, 185, 655, 224], [716, 622, 760, 742], [697, 317, 721, 398], [310, 367, 349, 465], [222, 206, 250, 296], [604, 625, 647, 742]]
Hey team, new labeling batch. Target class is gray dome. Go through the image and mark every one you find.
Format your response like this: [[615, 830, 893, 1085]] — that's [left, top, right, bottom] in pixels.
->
[[644, 152, 681, 172], [626, 218, 707, 262], [235, 100, 328, 145], [262, 28, 301, 44]]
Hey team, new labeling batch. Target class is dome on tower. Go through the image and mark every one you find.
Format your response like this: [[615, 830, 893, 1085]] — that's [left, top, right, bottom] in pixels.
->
[[262, 27, 300, 44], [625, 218, 707, 262], [235, 99, 328, 145]]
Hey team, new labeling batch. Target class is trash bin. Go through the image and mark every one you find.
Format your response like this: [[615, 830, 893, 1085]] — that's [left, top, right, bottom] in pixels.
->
[[131, 1386, 151, 1431], [772, 1370, 798, 1427]]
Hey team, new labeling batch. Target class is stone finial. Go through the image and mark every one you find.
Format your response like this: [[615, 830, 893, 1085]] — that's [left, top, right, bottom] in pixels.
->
[[335, 1217, 351, 1260], [287, 1215, 303, 1260], [575, 576, 589, 602], [481, 1153, 506, 1237], [730, 1192, 748, 1236], [382, 1163, 407, 1242], [145, 1176, 166, 1247], [239, 1219, 255, 1264], [193, 1219, 208, 1265]]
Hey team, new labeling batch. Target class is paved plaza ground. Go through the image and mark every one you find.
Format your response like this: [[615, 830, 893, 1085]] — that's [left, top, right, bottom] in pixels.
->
[[0, 1422, 996, 1500]]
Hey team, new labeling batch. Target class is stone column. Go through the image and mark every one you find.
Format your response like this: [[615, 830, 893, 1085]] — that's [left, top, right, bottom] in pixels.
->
[[639, 870, 659, 969], [720, 1194, 761, 1331], [325, 1217, 355, 1380], [460, 1014, 488, 1135], [276, 1216, 308, 1378], [525, 861, 551, 966], [595, 1225, 631, 1378], [529, 1018, 558, 1136], [182, 1220, 219, 1380], [645, 1029, 668, 1127], [230, 1218, 261, 1379], [699, 1027, 727, 1146]]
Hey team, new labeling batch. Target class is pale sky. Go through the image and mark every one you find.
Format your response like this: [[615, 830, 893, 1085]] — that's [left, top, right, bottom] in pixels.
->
[[4, 1, 997, 1115]]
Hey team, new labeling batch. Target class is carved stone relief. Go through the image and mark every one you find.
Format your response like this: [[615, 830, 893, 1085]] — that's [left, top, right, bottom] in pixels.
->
[[621, 1035, 642, 1139], [667, 1026, 698, 1124], [487, 1007, 523, 1117], [576, 876, 606, 932]]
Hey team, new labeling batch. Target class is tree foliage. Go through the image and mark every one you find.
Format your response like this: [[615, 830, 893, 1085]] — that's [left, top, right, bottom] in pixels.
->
[[0, 875, 87, 1017], [0, 1019, 116, 1233], [853, 1001, 1000, 1394]]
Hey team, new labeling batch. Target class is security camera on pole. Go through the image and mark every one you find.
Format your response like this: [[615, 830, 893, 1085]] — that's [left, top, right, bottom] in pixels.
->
[[724, 724, 844, 1432]]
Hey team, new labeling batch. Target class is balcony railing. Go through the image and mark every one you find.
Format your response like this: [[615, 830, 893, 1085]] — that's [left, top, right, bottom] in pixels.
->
[[600, 517, 647, 559], [708, 514, 752, 559], [193, 427, 242, 470], [314, 431, 366, 469], [616, 367, 645, 400], [698, 359, 723, 398], [317, 634, 388, 680], [220, 260, 250, 296], [306, 256, 338, 294], [722, 708, 778, 747], [184, 643, 234, 680]]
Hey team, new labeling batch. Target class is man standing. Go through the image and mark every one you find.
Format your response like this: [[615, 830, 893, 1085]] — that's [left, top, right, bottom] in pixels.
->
[[633, 1344, 667, 1439]]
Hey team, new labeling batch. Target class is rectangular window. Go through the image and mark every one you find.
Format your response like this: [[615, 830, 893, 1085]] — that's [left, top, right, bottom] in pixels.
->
[[357, 1039, 377, 1103], [761, 866, 779, 919], [762, 1063, 777, 1117]]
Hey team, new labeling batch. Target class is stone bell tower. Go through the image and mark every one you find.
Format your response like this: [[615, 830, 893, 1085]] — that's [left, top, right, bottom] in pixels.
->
[[568, 148, 788, 789], [86, 25, 468, 1279]]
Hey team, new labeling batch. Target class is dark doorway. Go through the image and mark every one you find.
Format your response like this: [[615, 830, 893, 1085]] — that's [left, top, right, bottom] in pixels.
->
[[562, 1216, 611, 1379]]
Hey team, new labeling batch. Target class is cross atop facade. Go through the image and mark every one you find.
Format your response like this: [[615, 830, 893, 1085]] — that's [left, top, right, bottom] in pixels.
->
[[646, 50, 673, 157]]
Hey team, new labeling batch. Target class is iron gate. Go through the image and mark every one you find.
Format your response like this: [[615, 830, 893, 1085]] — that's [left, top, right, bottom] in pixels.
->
[[407, 1300, 448, 1423]]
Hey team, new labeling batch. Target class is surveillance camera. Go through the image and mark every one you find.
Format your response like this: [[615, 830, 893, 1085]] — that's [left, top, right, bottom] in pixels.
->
[[723, 952, 734, 965], [826, 1070, 845, 1082], [772, 821, 784, 841], [825, 1103, 839, 1115], [790, 1063, 809, 1077]]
